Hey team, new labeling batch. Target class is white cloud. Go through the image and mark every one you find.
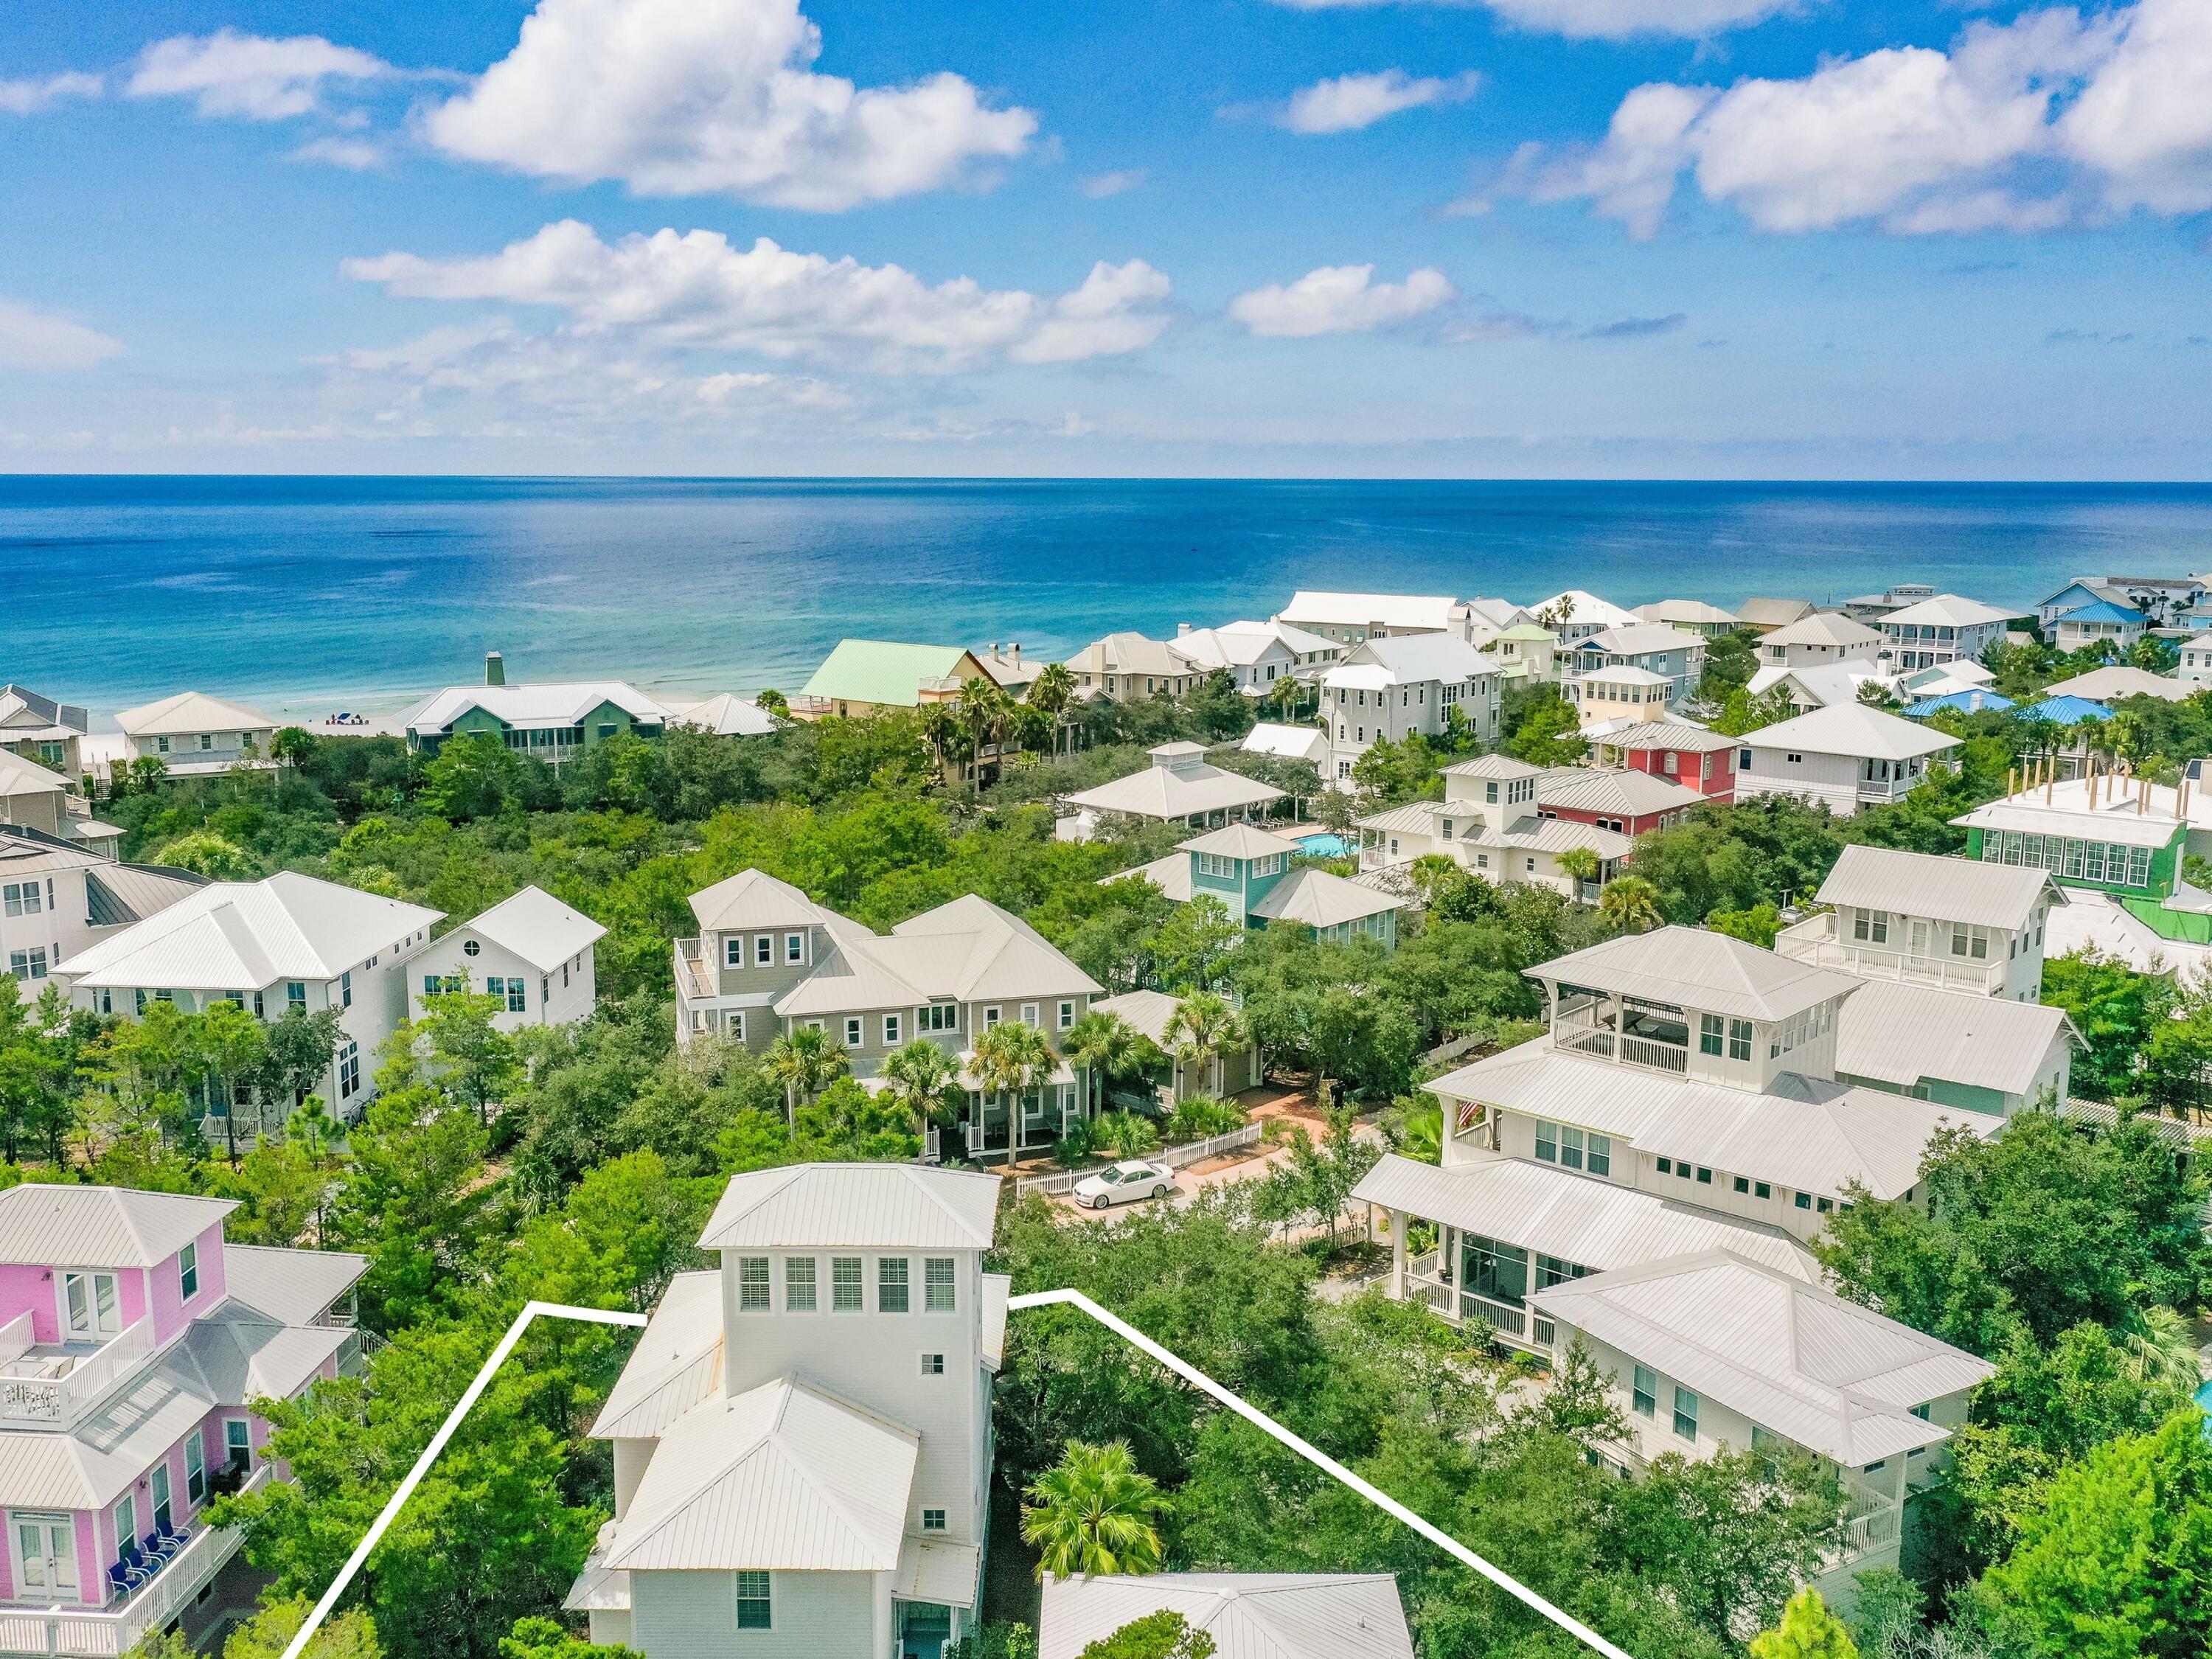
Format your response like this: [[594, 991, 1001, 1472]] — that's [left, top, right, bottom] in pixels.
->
[[0, 299, 123, 371], [1263, 0, 1806, 41], [342, 220, 1170, 372], [1227, 264, 1454, 337], [422, 0, 1036, 210], [0, 72, 102, 115], [1534, 0, 2212, 234], [1281, 70, 1479, 135], [128, 29, 390, 119], [291, 136, 386, 170], [1079, 169, 1147, 198]]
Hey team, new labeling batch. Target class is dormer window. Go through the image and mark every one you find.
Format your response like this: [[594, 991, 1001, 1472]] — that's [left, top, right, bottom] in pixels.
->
[[179, 1242, 198, 1301]]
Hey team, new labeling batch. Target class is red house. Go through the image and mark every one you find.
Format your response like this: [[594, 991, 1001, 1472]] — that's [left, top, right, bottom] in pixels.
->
[[1587, 722, 1739, 801], [1537, 768, 1705, 836]]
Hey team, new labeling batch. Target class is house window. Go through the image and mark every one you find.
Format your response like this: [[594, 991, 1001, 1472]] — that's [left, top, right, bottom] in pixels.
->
[[883, 1013, 903, 1046], [1534, 1253, 1588, 1290], [115, 1495, 136, 1555], [7, 948, 46, 981], [785, 1256, 816, 1312], [878, 1257, 910, 1313], [755, 935, 772, 965], [1817, 1196, 1833, 1213], [185, 1434, 206, 1503], [1656, 1156, 1671, 1175], [1951, 926, 1989, 961], [1795, 1192, 1813, 1210], [1853, 911, 1890, 944], [151, 1464, 173, 1535], [1, 881, 40, 917], [340, 970, 352, 1009], [725, 936, 743, 967], [983, 1006, 1002, 1029], [180, 1242, 198, 1301], [338, 1042, 360, 1100], [1756, 1181, 1772, 1199], [785, 933, 804, 963], [1535, 1121, 1557, 1162], [1673, 1387, 1700, 1440], [925, 1257, 956, 1312], [1728, 1018, 1752, 1062], [832, 1256, 863, 1312], [226, 1419, 252, 1470], [727, 1011, 746, 1042], [735, 1572, 771, 1630], [63, 1271, 121, 1339], [1699, 1014, 1723, 1056], [1559, 1125, 1586, 1169], [1059, 1001, 1075, 1031], [921, 1003, 959, 1032], [844, 1017, 863, 1048], [737, 1257, 771, 1312], [1739, 749, 1752, 769], [1586, 1135, 1610, 1177], [1632, 1366, 1657, 1419], [922, 1509, 947, 1532], [504, 979, 526, 1013], [287, 981, 306, 1009], [1020, 1002, 1039, 1027], [156, 737, 170, 754], [920, 1352, 945, 1375], [1733, 1176, 1750, 1194]]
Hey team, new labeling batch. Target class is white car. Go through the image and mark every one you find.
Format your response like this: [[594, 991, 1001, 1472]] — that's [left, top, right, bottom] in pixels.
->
[[1072, 1159, 1175, 1209]]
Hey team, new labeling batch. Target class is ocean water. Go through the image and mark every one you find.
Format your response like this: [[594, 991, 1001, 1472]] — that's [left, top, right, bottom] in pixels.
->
[[7, 476, 2212, 720]]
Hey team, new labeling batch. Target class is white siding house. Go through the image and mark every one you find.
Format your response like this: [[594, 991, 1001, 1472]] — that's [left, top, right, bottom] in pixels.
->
[[1, 831, 204, 987], [409, 885, 604, 1029], [1775, 844, 2060, 1001], [111, 694, 280, 779], [1322, 636, 1500, 782], [1876, 595, 2025, 672], [1733, 706, 1961, 816]]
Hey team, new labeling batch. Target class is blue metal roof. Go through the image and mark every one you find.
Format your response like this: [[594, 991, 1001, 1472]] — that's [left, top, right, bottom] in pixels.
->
[[1904, 689, 2015, 716], [2017, 695, 2115, 725], [2057, 601, 2149, 626]]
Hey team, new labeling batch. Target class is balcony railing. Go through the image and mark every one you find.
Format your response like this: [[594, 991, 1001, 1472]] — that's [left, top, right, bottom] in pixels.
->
[[1404, 1254, 1551, 1353], [1774, 915, 2008, 994], [1835, 1489, 1904, 1563], [0, 1318, 156, 1430], [1556, 1022, 1687, 1075], [0, 1465, 272, 1657], [670, 939, 715, 1003]]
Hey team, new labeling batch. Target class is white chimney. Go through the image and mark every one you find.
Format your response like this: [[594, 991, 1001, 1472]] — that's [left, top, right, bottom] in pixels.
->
[[1178, 622, 1192, 636], [1009, 644, 1022, 666]]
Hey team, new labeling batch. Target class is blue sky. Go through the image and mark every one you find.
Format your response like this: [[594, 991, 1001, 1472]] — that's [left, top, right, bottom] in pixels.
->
[[1, 0, 2208, 478]]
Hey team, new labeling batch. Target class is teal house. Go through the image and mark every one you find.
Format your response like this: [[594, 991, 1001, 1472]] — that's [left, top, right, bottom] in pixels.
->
[[403, 655, 672, 764], [1178, 823, 1401, 946]]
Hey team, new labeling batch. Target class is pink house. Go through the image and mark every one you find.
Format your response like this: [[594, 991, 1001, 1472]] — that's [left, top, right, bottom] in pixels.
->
[[0, 1186, 366, 1656]]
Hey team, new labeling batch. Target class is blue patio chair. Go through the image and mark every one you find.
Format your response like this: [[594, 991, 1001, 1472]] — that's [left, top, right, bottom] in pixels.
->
[[155, 1520, 190, 1555], [142, 1528, 178, 1565], [119, 1540, 156, 1582], [108, 1557, 147, 1594]]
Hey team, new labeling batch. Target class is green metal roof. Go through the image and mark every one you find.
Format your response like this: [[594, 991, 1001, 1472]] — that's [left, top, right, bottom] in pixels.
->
[[800, 640, 978, 706]]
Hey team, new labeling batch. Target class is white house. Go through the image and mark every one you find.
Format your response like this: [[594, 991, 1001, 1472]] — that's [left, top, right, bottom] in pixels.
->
[[1358, 755, 1630, 899], [1776, 844, 2061, 1001], [2038, 666, 2192, 705], [2182, 641, 2212, 690], [1564, 624, 1706, 703], [1876, 595, 2025, 672], [0, 684, 90, 778], [1840, 582, 1941, 625], [1756, 613, 1885, 670], [1274, 591, 1458, 646], [1239, 722, 1330, 769], [410, 886, 605, 1029], [2051, 601, 2150, 656], [1040, 1575, 1415, 1659], [565, 1163, 1006, 1659], [1632, 599, 1741, 637], [1733, 705, 1961, 816], [111, 693, 280, 779], [1527, 590, 1638, 643], [1531, 1250, 1992, 1596], [1745, 661, 1886, 717], [2, 830, 204, 988], [1831, 978, 2077, 1116], [56, 872, 442, 1122], [662, 695, 782, 737], [1060, 743, 1286, 838], [1322, 636, 1500, 782], [1166, 620, 1340, 693]]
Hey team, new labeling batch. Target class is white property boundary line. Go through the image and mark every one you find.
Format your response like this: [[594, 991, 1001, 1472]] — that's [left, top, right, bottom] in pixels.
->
[[277, 1291, 1634, 1659]]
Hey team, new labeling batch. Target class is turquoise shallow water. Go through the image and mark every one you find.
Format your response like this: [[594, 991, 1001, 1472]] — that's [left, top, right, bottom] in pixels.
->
[[7, 476, 2212, 718]]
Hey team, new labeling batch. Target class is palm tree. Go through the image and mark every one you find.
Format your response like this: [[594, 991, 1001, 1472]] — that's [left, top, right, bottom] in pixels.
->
[[1021, 1440, 1166, 1579], [2118, 1304, 2197, 1385], [1554, 846, 1601, 900], [1028, 661, 1077, 757], [959, 676, 1015, 782], [1062, 1009, 1143, 1116], [1163, 990, 1246, 1102], [764, 1024, 849, 1127], [970, 1018, 1058, 1150], [880, 1037, 964, 1156], [1599, 874, 1663, 933], [918, 702, 964, 776]]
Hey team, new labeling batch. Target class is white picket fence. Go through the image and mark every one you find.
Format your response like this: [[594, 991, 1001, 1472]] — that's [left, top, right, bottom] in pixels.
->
[[1014, 1121, 1266, 1197]]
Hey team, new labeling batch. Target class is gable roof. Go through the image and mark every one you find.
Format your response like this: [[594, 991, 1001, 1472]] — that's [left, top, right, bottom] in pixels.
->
[[461, 884, 607, 970], [1834, 979, 2081, 1098], [1757, 612, 1885, 653], [1041, 1574, 1416, 1659], [0, 748, 70, 799], [0, 1185, 236, 1267], [1535, 767, 1703, 818], [403, 681, 672, 735], [0, 685, 88, 738], [55, 872, 442, 991], [601, 1376, 917, 1573], [2038, 666, 2192, 704], [688, 868, 832, 933], [699, 1162, 1001, 1251], [1240, 722, 1330, 763], [1746, 661, 1882, 711], [1249, 866, 1402, 928], [112, 691, 279, 737], [1815, 844, 2060, 932], [1065, 631, 1192, 678], [1278, 591, 1458, 632], [1088, 988, 1185, 1048], [1741, 703, 1963, 762], [1443, 754, 1545, 780], [1903, 689, 2015, 716], [1634, 599, 1739, 626], [1575, 623, 1703, 658], [591, 1271, 726, 1440], [1325, 633, 1495, 689], [1881, 594, 2028, 628], [1531, 1251, 1994, 1465], [801, 640, 978, 706], [1528, 925, 1864, 1022], [1734, 598, 1816, 629], [1587, 722, 1737, 754]]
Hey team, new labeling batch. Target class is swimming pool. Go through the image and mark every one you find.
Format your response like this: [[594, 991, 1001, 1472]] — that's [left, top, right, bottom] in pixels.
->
[[1295, 832, 1350, 857]]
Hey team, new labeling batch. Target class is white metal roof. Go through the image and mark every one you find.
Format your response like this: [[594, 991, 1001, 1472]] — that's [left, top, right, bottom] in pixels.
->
[[699, 1162, 1001, 1251], [0, 748, 69, 800], [1250, 866, 1402, 928], [1881, 594, 2027, 628], [1951, 791, 2187, 849], [1090, 988, 1183, 1047], [1634, 599, 1739, 626], [601, 1376, 917, 1573], [1531, 1251, 1993, 1466], [1442, 754, 1544, 780], [55, 871, 442, 991], [1757, 612, 1885, 653], [1063, 758, 1284, 821], [662, 692, 782, 735], [0, 1185, 236, 1267], [1278, 591, 1458, 632], [593, 1271, 726, 1440], [1240, 723, 1330, 764], [113, 690, 279, 737], [1112, 852, 1195, 902], [1734, 598, 1816, 628], [1530, 926, 1865, 1022], [1740, 703, 1963, 762], [1041, 1574, 1415, 1659], [775, 891, 1102, 1015], [1815, 844, 2061, 932], [223, 1244, 369, 1326], [1745, 661, 1882, 710], [1354, 1154, 1818, 1279], [0, 1366, 217, 1509], [687, 867, 834, 933], [1323, 633, 1495, 689], [2037, 666, 2192, 704], [459, 885, 607, 970], [1530, 591, 1638, 630], [168, 1304, 354, 1405], [899, 1534, 985, 1608], [1588, 722, 1737, 754], [1536, 768, 1703, 818], [1834, 979, 2081, 1099], [1576, 623, 1703, 658], [1575, 664, 1674, 687], [402, 681, 674, 734], [1180, 822, 1295, 860], [1360, 801, 1635, 861]]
